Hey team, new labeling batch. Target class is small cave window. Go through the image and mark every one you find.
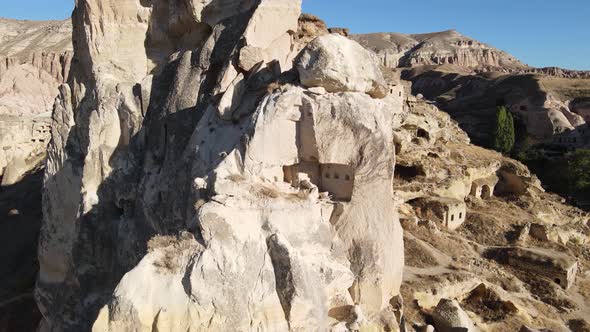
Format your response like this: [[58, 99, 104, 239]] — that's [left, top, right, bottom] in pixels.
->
[[345, 174, 351, 181], [417, 128, 430, 139], [554, 278, 561, 285], [399, 91, 402, 97], [459, 212, 463, 219], [325, 173, 331, 179], [451, 214, 455, 221], [334, 173, 340, 180]]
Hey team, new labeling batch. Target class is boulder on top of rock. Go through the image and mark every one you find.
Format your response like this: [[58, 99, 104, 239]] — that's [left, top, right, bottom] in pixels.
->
[[296, 34, 388, 98], [432, 298, 477, 332]]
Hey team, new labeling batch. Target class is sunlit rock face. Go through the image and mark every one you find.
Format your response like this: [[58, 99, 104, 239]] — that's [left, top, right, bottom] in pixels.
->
[[36, 0, 406, 331], [0, 18, 73, 187]]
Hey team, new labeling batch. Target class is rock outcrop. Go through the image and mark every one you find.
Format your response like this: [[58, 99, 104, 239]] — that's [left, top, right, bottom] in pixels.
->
[[0, 18, 73, 180], [0, 18, 73, 115], [432, 299, 477, 332], [37, 1, 404, 331], [297, 34, 388, 98], [389, 81, 590, 332], [0, 3, 583, 332], [352, 30, 526, 71]]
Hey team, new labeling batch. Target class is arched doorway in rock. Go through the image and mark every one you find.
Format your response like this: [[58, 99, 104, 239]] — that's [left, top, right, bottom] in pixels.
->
[[481, 185, 492, 199]]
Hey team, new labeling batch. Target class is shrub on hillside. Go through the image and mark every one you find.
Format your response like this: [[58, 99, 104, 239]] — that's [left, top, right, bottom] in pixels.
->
[[492, 106, 515, 154]]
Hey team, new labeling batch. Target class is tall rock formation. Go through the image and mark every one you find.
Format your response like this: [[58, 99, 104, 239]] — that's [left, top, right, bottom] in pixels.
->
[[37, 1, 404, 331]]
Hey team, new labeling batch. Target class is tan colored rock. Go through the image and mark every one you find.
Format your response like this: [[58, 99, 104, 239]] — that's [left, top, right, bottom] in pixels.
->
[[1, 156, 27, 186], [184, 0, 258, 27], [297, 34, 388, 98], [238, 45, 265, 71], [217, 73, 245, 120], [37, 0, 405, 330], [352, 29, 526, 70], [432, 299, 477, 332], [0, 65, 61, 116], [0, 18, 71, 61]]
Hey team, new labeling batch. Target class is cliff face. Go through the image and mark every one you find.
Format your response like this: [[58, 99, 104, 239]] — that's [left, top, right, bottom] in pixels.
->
[[37, 1, 404, 331], [0, 20, 73, 332], [351, 30, 526, 70], [352, 30, 590, 80], [0, 18, 72, 186], [0, 18, 73, 116], [15, 4, 589, 332]]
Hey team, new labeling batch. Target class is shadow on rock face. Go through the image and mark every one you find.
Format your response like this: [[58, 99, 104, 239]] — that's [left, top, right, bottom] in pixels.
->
[[35, 4, 264, 330], [0, 170, 44, 332]]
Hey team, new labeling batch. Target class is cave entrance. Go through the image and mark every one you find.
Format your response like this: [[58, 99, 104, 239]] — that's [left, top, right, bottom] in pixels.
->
[[417, 128, 430, 140], [481, 185, 492, 200], [394, 164, 425, 183]]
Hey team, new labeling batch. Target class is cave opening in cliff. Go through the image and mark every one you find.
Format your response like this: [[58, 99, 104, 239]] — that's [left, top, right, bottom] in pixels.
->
[[394, 164, 426, 182], [417, 128, 430, 140], [283, 162, 355, 202]]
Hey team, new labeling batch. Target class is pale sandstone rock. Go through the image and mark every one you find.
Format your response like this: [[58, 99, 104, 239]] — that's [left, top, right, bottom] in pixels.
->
[[217, 73, 246, 120], [1, 156, 27, 186], [0, 19, 73, 186], [37, 0, 404, 331], [0, 65, 61, 116], [352, 30, 526, 70], [297, 34, 388, 98], [432, 299, 477, 332], [184, 0, 258, 27], [239, 45, 265, 71]]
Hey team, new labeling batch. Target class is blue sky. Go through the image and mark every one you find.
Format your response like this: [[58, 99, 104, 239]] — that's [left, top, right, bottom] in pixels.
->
[[3, 0, 589, 70]]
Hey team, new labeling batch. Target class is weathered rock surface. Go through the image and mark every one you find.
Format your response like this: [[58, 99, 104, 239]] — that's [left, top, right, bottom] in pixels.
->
[[298, 34, 388, 98], [352, 30, 526, 71], [432, 299, 477, 332], [0, 3, 584, 332], [0, 18, 72, 181], [37, 1, 404, 331], [0, 18, 72, 115]]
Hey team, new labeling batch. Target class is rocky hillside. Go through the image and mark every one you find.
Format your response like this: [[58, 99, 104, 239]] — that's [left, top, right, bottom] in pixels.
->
[[402, 67, 590, 147], [0, 18, 72, 331], [351, 30, 526, 71], [352, 29, 590, 79], [0, 2, 588, 332], [0, 18, 72, 189], [0, 18, 72, 116], [354, 28, 590, 212], [353, 29, 590, 148]]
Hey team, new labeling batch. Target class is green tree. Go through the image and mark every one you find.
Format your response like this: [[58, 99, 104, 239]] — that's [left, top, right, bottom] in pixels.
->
[[565, 149, 590, 198], [492, 106, 515, 154]]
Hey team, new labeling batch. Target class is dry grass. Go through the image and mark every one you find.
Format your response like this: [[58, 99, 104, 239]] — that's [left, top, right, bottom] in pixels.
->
[[149, 232, 200, 274], [539, 77, 590, 100]]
